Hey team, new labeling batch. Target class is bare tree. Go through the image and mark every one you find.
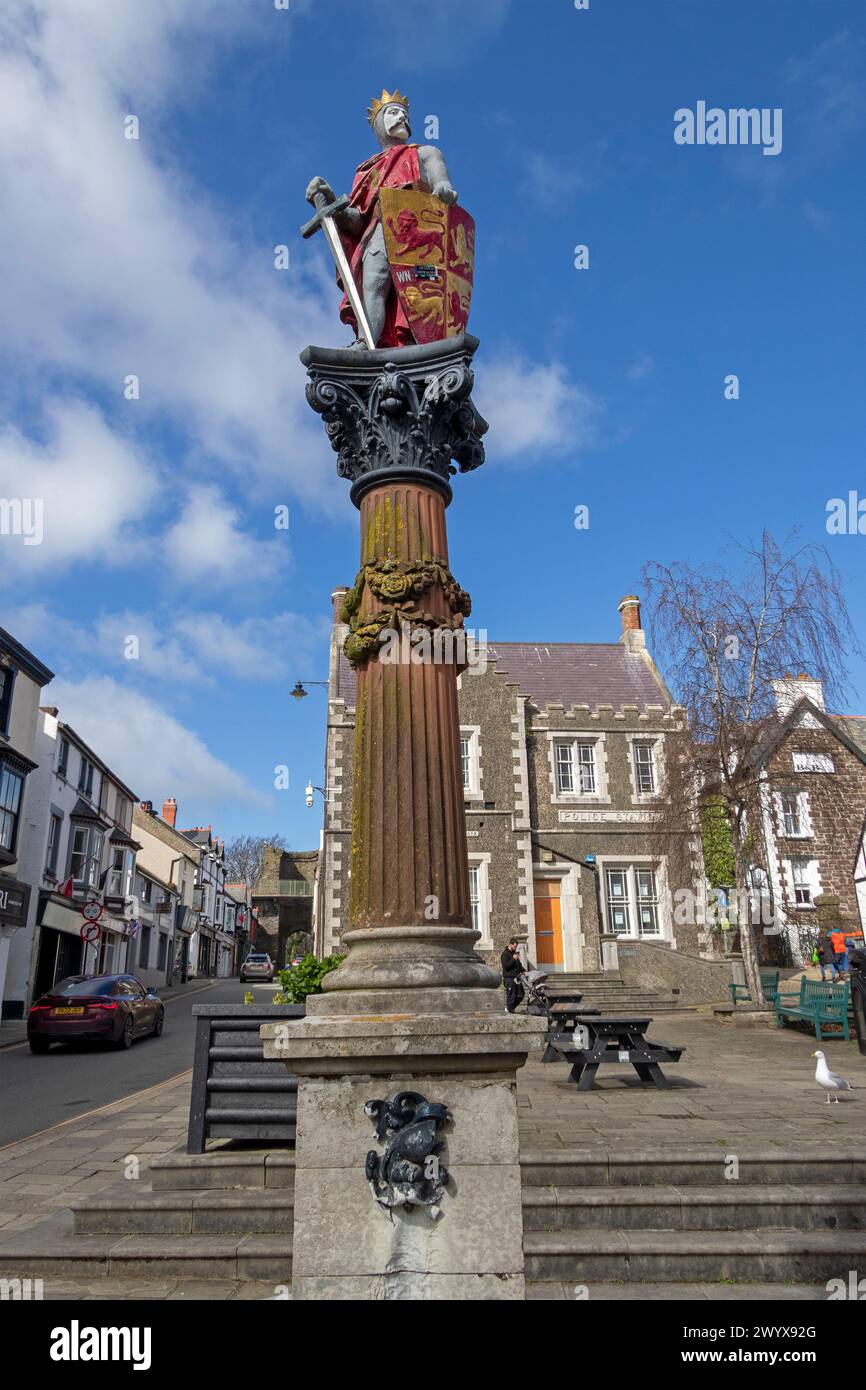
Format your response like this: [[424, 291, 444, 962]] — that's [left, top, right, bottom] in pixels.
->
[[224, 834, 288, 890], [642, 531, 858, 1006]]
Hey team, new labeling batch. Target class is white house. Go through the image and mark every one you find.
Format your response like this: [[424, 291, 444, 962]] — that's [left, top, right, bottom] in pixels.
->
[[0, 627, 54, 1019], [5, 709, 139, 1012]]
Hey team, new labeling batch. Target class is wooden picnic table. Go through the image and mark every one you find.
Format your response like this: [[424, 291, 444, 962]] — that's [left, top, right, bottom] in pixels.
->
[[545, 1012, 684, 1091], [541, 998, 600, 1061]]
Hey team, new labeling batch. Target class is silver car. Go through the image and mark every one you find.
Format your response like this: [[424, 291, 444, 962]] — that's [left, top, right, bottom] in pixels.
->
[[240, 952, 274, 983]]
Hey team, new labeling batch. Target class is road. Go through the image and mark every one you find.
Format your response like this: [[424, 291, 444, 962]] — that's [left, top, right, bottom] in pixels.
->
[[0, 979, 279, 1147]]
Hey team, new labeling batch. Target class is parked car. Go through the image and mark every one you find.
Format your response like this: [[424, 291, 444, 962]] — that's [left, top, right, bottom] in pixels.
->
[[240, 953, 274, 983], [27, 974, 164, 1053]]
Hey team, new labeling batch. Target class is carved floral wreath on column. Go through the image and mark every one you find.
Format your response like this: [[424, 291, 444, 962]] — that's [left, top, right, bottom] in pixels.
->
[[340, 553, 472, 666]]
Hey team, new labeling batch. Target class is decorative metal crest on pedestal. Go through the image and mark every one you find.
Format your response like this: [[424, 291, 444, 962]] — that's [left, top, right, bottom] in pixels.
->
[[364, 1091, 451, 1220]]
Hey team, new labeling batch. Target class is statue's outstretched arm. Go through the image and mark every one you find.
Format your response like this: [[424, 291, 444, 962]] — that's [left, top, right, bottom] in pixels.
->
[[418, 146, 458, 205], [305, 175, 362, 233]]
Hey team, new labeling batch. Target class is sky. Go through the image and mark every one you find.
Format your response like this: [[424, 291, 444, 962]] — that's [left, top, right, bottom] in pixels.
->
[[1, 0, 864, 848]]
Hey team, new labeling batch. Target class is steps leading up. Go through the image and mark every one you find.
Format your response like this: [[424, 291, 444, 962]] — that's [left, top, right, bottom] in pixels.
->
[[0, 1223, 293, 1282], [547, 972, 695, 1014], [150, 1151, 294, 1191], [4, 1139, 863, 1294], [522, 1184, 865, 1232], [76, 1189, 295, 1236]]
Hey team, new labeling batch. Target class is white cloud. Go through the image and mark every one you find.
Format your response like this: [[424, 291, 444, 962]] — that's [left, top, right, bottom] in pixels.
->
[[474, 353, 602, 463], [3, 603, 328, 686], [0, 400, 158, 575], [161, 486, 285, 586], [0, 0, 338, 507], [50, 675, 269, 810]]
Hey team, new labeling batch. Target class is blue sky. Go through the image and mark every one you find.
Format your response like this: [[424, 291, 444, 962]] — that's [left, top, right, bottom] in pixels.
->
[[1, 0, 864, 848]]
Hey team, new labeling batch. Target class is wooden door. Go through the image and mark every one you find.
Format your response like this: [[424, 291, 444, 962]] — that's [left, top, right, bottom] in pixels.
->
[[534, 879, 563, 967]]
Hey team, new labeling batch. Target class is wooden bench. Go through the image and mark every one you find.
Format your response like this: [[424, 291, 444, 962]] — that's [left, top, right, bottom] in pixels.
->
[[774, 978, 850, 1041], [729, 968, 779, 1008]]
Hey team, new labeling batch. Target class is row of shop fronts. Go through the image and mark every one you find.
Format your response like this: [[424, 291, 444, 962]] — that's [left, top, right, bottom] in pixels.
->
[[0, 624, 251, 1019]]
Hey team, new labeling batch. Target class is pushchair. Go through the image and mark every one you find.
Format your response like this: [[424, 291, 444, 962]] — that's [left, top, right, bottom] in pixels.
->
[[520, 967, 550, 1016]]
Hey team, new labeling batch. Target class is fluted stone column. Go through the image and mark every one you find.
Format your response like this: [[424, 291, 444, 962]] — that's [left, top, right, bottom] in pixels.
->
[[262, 334, 545, 1299]]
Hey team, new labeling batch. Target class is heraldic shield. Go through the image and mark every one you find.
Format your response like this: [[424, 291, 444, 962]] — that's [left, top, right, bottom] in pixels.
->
[[379, 188, 475, 345]]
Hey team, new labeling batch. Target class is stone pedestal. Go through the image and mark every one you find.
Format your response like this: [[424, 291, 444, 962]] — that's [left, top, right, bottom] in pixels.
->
[[267, 334, 546, 1299], [262, 1012, 543, 1299]]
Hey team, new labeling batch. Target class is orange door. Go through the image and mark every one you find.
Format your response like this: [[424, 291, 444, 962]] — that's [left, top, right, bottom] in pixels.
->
[[534, 880, 563, 966]]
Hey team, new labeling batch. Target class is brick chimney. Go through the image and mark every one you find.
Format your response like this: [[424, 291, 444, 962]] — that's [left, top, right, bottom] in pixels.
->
[[332, 586, 349, 624], [140, 800, 154, 815], [618, 594, 645, 651], [162, 797, 177, 828]]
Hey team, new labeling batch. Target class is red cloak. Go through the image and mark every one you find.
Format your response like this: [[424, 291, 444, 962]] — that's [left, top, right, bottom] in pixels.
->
[[338, 143, 421, 347]]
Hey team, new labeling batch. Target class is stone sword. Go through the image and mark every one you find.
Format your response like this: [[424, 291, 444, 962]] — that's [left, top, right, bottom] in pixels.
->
[[301, 190, 377, 350]]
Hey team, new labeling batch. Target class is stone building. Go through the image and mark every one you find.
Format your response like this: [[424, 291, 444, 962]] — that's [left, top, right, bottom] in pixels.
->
[[753, 677, 866, 964], [6, 708, 139, 1014], [252, 845, 317, 966], [316, 592, 707, 974]]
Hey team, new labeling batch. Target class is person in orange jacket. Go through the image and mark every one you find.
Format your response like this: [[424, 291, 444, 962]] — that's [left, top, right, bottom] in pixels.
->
[[829, 928, 850, 977]]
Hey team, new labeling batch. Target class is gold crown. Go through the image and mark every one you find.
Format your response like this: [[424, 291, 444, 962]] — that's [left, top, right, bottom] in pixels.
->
[[367, 88, 410, 126]]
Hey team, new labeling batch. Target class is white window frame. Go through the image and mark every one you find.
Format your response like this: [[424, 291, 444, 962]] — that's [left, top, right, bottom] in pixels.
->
[[785, 856, 820, 908], [69, 824, 104, 890], [548, 732, 608, 804], [777, 789, 811, 839], [45, 812, 63, 877], [467, 852, 492, 948], [599, 859, 668, 940], [460, 726, 481, 799]]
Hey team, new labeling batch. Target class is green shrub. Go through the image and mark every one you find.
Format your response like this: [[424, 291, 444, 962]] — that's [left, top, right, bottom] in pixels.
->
[[273, 953, 345, 1004]]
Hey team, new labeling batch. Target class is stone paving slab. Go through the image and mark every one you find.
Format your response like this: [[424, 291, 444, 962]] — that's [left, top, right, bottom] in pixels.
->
[[518, 1012, 865, 1152], [525, 1281, 829, 1301]]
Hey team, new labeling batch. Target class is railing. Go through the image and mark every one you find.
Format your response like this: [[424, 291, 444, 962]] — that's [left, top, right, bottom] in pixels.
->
[[277, 879, 313, 897]]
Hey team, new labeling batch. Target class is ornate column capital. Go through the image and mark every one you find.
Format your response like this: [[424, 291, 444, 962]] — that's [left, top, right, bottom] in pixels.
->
[[300, 333, 488, 507]]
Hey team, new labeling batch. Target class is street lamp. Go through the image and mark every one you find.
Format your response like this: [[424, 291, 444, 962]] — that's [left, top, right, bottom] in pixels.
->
[[291, 680, 329, 700], [305, 782, 335, 808]]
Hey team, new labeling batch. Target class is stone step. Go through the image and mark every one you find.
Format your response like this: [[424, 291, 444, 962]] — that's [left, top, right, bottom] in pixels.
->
[[520, 1148, 866, 1187], [73, 1189, 295, 1236], [150, 1151, 295, 1191], [525, 1280, 832, 1301], [522, 1184, 866, 1231], [523, 1228, 866, 1284], [0, 1230, 293, 1282]]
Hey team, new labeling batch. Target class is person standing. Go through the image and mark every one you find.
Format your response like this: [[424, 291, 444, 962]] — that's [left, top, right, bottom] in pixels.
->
[[501, 938, 525, 1014], [818, 932, 840, 983], [829, 927, 850, 979]]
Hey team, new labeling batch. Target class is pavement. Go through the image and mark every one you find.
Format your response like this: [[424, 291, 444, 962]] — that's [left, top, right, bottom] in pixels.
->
[[0, 1006, 863, 1300]]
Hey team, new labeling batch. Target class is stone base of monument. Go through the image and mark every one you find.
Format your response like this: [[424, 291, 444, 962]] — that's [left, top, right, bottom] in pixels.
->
[[261, 1008, 546, 1300]]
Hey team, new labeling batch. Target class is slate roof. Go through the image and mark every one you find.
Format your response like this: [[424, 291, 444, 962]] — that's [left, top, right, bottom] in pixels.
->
[[833, 715, 866, 758], [335, 641, 670, 712]]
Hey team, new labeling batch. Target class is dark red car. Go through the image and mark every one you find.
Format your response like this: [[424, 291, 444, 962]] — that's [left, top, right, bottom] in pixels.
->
[[27, 974, 165, 1053]]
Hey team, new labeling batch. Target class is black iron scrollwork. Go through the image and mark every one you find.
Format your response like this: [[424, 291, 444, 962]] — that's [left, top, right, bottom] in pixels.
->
[[364, 1090, 451, 1219]]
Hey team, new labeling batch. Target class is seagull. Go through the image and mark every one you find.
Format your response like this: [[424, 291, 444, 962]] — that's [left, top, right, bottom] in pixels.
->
[[813, 1050, 855, 1103]]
